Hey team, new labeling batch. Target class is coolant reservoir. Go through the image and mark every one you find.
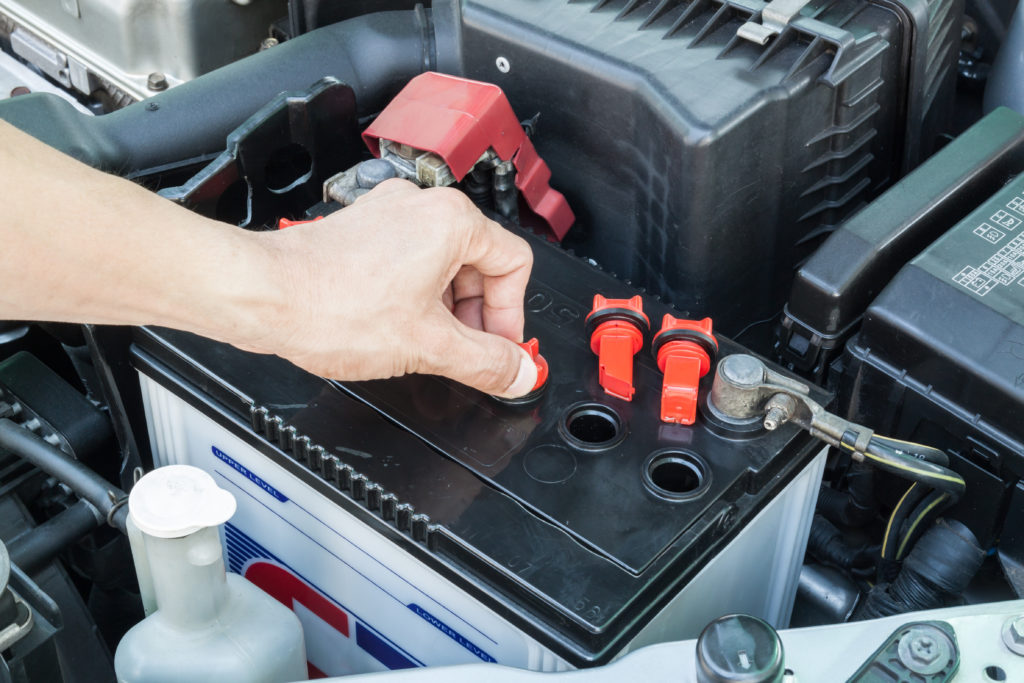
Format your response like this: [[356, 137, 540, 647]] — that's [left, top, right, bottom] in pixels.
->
[[114, 465, 306, 683]]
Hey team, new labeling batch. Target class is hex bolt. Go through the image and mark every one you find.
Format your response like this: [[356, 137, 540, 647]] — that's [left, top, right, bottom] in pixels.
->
[[909, 635, 937, 664], [896, 626, 953, 675], [147, 72, 168, 92], [260, 37, 279, 51], [1002, 615, 1024, 656]]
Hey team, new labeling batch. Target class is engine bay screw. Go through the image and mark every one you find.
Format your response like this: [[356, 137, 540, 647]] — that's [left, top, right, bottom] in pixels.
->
[[260, 37, 279, 51], [147, 72, 168, 91], [897, 626, 952, 674], [495, 56, 511, 73], [1002, 615, 1024, 656]]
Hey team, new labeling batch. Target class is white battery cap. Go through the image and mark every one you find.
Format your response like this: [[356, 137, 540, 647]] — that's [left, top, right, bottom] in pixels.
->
[[129, 465, 237, 538]]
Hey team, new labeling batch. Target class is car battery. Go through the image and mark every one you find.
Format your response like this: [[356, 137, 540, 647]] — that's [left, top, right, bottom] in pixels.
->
[[130, 233, 828, 676]]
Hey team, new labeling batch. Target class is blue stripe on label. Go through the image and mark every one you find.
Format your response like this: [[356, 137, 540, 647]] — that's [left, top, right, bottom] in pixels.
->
[[212, 446, 288, 502], [356, 623, 417, 670], [407, 604, 496, 663]]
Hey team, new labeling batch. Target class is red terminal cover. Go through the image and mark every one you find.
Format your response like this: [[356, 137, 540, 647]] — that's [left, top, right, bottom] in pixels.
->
[[362, 72, 575, 241], [586, 295, 649, 401], [653, 315, 717, 425], [519, 338, 549, 392]]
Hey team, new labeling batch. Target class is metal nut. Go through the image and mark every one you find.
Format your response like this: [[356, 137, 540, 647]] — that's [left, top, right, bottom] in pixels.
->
[[1002, 615, 1024, 656], [146, 72, 168, 91]]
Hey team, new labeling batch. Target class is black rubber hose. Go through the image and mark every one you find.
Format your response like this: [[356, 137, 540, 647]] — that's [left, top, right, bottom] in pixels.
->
[[8, 499, 103, 574], [0, 420, 127, 533], [853, 518, 984, 620], [0, 8, 439, 173], [808, 515, 867, 569], [817, 462, 876, 527]]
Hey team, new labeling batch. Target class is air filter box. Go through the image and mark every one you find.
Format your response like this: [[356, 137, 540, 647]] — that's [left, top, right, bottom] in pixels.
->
[[131, 234, 827, 674], [434, 0, 963, 333]]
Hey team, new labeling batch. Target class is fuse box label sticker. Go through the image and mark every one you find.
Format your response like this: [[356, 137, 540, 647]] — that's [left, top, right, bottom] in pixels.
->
[[407, 603, 496, 663], [916, 179, 1024, 321], [952, 231, 1024, 296], [212, 445, 289, 502], [991, 210, 1021, 230]]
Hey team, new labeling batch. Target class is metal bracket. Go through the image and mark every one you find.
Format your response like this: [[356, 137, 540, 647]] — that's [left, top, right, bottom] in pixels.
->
[[737, 0, 813, 45]]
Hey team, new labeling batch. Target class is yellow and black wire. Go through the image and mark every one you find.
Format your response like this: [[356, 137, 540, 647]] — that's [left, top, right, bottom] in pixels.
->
[[836, 432, 966, 581]]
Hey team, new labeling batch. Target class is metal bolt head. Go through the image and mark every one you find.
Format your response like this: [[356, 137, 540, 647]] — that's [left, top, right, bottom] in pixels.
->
[[259, 37, 279, 51], [495, 56, 511, 73], [1002, 615, 1024, 656], [909, 635, 937, 664], [897, 626, 952, 675], [147, 72, 168, 91]]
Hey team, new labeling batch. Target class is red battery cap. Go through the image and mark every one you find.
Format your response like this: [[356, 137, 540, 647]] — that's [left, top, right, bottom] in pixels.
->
[[277, 216, 323, 229], [519, 338, 549, 393], [585, 295, 650, 401], [652, 315, 718, 425]]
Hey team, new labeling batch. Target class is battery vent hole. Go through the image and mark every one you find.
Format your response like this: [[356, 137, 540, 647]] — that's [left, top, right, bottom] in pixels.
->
[[560, 404, 624, 450], [644, 451, 709, 500]]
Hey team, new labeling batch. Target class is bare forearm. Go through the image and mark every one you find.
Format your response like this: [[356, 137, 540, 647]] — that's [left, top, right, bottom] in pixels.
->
[[0, 120, 535, 396], [0, 120, 275, 345]]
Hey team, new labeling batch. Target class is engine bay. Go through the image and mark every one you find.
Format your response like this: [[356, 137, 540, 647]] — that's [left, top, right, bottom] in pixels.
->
[[0, 0, 1023, 680]]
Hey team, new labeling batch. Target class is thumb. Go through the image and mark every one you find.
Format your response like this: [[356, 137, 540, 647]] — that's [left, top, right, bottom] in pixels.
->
[[422, 320, 538, 398]]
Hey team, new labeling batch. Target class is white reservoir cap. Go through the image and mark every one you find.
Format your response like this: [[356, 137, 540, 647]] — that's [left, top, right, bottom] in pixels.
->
[[129, 465, 237, 538]]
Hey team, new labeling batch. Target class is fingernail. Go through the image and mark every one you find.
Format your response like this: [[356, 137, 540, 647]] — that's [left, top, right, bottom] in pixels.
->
[[502, 347, 538, 398]]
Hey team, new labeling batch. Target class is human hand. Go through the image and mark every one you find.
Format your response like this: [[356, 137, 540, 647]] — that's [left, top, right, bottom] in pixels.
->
[[242, 179, 538, 398]]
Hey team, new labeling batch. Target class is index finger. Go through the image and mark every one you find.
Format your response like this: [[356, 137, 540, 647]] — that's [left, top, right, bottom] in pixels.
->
[[463, 216, 534, 342]]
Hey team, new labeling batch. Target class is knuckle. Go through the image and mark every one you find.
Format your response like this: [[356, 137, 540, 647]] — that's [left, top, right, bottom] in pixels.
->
[[477, 359, 518, 393], [428, 186, 473, 212]]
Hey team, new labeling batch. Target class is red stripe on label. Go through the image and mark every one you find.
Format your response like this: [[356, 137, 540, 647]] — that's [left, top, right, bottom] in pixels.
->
[[244, 561, 350, 637]]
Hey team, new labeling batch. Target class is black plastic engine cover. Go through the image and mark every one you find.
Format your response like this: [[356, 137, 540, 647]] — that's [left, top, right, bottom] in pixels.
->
[[130, 231, 827, 665], [839, 169, 1024, 544], [444, 0, 963, 335]]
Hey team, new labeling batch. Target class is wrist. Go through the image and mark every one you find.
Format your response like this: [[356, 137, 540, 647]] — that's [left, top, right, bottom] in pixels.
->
[[172, 222, 291, 353]]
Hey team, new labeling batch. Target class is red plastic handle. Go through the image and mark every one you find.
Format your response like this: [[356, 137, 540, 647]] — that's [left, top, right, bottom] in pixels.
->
[[654, 316, 716, 425], [588, 295, 648, 401], [277, 216, 323, 229], [519, 338, 549, 393]]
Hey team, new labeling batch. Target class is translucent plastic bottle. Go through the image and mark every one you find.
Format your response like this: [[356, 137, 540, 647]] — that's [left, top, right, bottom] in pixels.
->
[[115, 465, 307, 683]]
